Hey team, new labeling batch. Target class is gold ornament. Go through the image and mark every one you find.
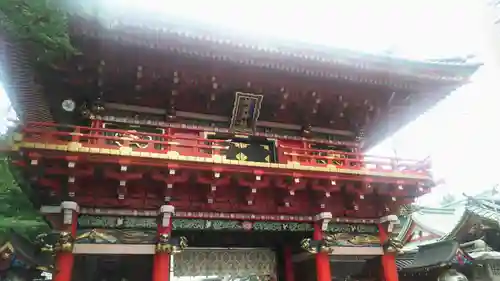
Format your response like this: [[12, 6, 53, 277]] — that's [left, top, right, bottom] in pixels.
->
[[155, 234, 188, 254], [75, 229, 116, 243], [300, 234, 337, 254], [54, 232, 75, 253], [0, 249, 12, 260], [114, 130, 152, 149], [35, 233, 55, 253], [382, 237, 404, 255]]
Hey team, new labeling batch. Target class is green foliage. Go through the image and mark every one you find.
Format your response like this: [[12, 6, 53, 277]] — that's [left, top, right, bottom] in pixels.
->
[[0, 135, 49, 240], [0, 0, 79, 63]]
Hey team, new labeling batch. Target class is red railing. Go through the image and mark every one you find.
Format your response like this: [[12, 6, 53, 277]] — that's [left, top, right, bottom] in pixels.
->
[[17, 122, 431, 177]]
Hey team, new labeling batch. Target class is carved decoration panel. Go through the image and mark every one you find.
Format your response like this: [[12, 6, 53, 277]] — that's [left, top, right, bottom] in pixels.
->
[[173, 249, 276, 277]]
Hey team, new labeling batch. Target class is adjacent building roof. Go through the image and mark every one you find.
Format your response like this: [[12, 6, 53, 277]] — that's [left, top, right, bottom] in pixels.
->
[[443, 198, 500, 241], [374, 190, 500, 275], [397, 189, 500, 248], [396, 205, 463, 247], [396, 241, 473, 273], [358, 240, 473, 277]]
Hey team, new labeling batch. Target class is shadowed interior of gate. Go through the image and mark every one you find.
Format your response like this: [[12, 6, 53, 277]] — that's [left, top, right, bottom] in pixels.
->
[[70, 230, 309, 281], [72, 255, 154, 281]]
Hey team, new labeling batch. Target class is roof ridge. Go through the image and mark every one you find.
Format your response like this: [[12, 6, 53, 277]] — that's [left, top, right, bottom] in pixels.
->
[[68, 6, 479, 66], [418, 206, 457, 214], [67, 7, 482, 84]]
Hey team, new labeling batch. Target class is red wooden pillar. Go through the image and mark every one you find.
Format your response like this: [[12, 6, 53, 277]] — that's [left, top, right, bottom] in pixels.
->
[[152, 205, 175, 281], [283, 246, 295, 281], [90, 119, 103, 145], [314, 213, 332, 281], [54, 201, 79, 281], [90, 119, 102, 129], [378, 216, 399, 281]]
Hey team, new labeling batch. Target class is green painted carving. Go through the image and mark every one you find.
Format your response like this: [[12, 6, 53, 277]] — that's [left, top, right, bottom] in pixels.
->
[[252, 222, 313, 231], [78, 215, 157, 229], [284, 222, 314, 232], [78, 216, 313, 232], [209, 220, 242, 230], [252, 222, 283, 231], [326, 223, 379, 234], [78, 216, 119, 228], [172, 219, 243, 230], [171, 219, 206, 230], [123, 217, 156, 229]]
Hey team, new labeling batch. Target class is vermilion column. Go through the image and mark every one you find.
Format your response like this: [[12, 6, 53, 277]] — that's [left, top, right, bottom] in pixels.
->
[[378, 216, 399, 281], [283, 246, 295, 281], [152, 205, 175, 281], [314, 212, 332, 281], [54, 201, 79, 281]]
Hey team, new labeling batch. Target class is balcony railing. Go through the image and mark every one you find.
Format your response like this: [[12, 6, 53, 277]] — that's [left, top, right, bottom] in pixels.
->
[[15, 122, 431, 178]]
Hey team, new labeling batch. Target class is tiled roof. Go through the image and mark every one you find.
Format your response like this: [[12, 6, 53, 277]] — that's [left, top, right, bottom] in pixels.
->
[[396, 252, 417, 270], [443, 198, 500, 241], [396, 243, 474, 272], [466, 200, 500, 224], [396, 258, 414, 270], [396, 242, 473, 270], [410, 206, 465, 237], [399, 190, 500, 247]]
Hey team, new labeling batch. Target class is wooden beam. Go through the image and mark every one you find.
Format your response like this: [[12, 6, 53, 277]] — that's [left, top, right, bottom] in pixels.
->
[[291, 247, 383, 262], [73, 245, 272, 255], [104, 102, 355, 137], [292, 247, 383, 262], [73, 244, 154, 255]]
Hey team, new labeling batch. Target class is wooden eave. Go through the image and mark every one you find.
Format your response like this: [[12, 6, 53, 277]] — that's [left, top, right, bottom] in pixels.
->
[[63, 16, 479, 145], [41, 34, 476, 144], [68, 15, 481, 90], [0, 31, 53, 124]]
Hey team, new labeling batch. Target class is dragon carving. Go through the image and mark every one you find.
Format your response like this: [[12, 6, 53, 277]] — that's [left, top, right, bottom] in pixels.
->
[[382, 237, 404, 255], [75, 229, 117, 243], [36, 231, 75, 254], [114, 130, 152, 149], [155, 233, 188, 254], [300, 234, 338, 254]]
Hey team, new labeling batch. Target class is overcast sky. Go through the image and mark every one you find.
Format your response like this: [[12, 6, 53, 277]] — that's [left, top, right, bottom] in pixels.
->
[[369, 0, 499, 205], [1, 0, 495, 206]]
